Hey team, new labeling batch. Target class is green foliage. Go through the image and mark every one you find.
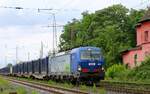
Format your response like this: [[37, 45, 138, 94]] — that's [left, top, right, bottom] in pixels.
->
[[0, 76, 28, 94], [106, 57, 150, 82], [127, 57, 150, 81], [16, 87, 27, 94], [59, 4, 146, 68], [98, 88, 106, 94], [92, 83, 97, 93], [0, 77, 9, 86], [0, 76, 11, 94], [106, 64, 128, 80], [79, 84, 106, 94], [62, 82, 73, 89], [48, 80, 56, 85], [31, 90, 39, 94]]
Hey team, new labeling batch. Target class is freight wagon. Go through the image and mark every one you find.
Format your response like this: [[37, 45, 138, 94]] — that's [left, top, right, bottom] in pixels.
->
[[0, 66, 12, 75]]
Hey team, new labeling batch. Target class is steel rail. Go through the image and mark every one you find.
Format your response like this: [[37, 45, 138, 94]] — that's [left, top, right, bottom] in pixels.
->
[[6, 78, 88, 94]]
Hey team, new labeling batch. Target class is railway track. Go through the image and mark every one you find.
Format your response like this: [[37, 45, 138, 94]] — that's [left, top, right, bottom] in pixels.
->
[[5, 77, 88, 94], [101, 80, 150, 94]]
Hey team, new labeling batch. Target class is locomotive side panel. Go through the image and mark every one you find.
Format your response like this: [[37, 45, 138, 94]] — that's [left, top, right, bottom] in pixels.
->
[[49, 54, 71, 75]]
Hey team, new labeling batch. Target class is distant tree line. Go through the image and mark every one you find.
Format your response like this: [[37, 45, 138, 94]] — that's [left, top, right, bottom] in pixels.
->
[[59, 4, 146, 68]]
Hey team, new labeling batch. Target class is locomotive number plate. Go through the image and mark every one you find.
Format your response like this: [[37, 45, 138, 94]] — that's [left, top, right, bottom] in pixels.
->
[[89, 63, 95, 66]]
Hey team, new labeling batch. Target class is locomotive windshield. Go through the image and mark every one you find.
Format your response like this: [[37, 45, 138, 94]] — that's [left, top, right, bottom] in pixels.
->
[[80, 50, 101, 60]]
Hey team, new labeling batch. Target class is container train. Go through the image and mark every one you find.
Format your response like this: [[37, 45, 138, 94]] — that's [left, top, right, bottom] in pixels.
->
[[0, 46, 105, 83]]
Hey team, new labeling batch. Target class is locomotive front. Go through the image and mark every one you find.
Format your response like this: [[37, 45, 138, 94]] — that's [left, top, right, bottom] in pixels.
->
[[71, 47, 105, 82]]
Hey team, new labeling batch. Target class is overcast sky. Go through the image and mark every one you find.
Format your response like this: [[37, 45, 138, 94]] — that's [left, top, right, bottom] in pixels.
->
[[0, 0, 149, 68]]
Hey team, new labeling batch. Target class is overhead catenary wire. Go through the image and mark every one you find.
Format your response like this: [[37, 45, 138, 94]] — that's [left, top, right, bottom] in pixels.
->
[[0, 5, 81, 13], [0, 6, 53, 12]]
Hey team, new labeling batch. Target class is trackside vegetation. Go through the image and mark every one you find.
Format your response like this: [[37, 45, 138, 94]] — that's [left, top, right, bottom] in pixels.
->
[[127, 56, 150, 82], [105, 64, 129, 80], [0, 76, 38, 94], [105, 57, 150, 83]]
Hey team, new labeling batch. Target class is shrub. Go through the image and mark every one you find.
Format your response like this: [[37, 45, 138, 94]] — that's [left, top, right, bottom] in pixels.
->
[[106, 64, 128, 80], [106, 57, 150, 82], [127, 56, 150, 81]]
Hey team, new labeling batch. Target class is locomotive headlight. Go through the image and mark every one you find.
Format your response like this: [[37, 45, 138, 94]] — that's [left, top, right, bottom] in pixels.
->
[[78, 65, 81, 71], [102, 67, 105, 71]]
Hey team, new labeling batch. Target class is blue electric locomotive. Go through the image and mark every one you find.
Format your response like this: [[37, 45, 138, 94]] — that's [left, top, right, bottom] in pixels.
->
[[48, 46, 105, 82], [71, 46, 104, 81]]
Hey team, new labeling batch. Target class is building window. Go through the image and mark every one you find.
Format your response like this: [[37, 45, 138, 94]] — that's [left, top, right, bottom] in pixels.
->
[[144, 31, 148, 42], [134, 54, 137, 66]]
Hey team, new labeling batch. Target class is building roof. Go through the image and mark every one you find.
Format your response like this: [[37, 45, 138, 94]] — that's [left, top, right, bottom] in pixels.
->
[[121, 46, 142, 55], [139, 8, 150, 23]]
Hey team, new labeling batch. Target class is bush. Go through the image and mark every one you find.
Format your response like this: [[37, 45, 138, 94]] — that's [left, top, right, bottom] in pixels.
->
[[127, 56, 150, 81], [106, 57, 150, 82], [106, 64, 128, 80]]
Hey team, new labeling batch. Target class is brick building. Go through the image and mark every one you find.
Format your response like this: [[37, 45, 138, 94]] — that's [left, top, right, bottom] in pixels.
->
[[122, 9, 150, 68]]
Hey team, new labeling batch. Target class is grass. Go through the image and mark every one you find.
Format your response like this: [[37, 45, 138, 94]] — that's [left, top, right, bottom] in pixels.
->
[[79, 84, 87, 91], [31, 90, 39, 94], [0, 76, 14, 94], [98, 88, 106, 94], [0, 76, 39, 94], [79, 84, 106, 94], [16, 87, 27, 94]]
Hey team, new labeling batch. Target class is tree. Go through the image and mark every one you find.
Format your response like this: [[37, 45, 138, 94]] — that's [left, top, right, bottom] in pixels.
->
[[59, 4, 146, 68]]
